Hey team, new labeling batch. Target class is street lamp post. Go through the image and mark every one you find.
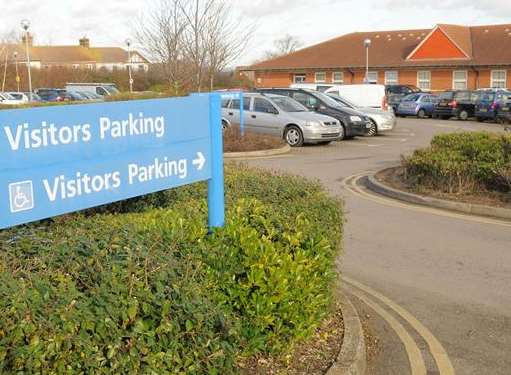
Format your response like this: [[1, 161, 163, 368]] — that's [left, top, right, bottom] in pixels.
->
[[364, 38, 372, 84], [125, 39, 133, 93], [21, 19, 32, 101], [13, 51, 20, 92]]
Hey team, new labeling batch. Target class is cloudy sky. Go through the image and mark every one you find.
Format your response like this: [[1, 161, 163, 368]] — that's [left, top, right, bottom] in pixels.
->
[[2, 0, 511, 65]]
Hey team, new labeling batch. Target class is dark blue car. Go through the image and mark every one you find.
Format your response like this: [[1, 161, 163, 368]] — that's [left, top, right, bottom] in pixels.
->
[[475, 90, 511, 122], [396, 93, 437, 118]]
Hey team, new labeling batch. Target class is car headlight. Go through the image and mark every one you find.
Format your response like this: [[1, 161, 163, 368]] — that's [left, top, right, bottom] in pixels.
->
[[305, 120, 321, 127], [350, 116, 362, 122]]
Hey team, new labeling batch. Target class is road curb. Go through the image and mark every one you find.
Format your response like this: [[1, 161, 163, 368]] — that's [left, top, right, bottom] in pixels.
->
[[224, 145, 291, 159], [366, 169, 511, 221], [327, 291, 367, 375]]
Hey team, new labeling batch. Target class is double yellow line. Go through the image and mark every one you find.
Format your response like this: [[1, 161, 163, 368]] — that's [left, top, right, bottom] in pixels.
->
[[343, 276, 456, 375]]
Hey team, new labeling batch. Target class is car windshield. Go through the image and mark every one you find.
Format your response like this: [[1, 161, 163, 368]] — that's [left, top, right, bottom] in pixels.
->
[[403, 94, 420, 102], [313, 91, 344, 108], [105, 86, 120, 94], [270, 96, 307, 112], [328, 94, 357, 108], [439, 92, 454, 100]]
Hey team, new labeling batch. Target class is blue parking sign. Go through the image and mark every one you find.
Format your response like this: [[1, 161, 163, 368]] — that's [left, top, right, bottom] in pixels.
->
[[0, 94, 225, 230]]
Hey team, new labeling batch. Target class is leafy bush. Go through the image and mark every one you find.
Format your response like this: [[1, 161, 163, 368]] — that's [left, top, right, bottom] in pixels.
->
[[0, 165, 343, 374], [403, 132, 511, 194]]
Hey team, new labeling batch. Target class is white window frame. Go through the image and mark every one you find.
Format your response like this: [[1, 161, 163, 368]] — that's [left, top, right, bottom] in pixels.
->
[[385, 71, 399, 84], [417, 71, 431, 91], [315, 72, 326, 83], [367, 71, 378, 84], [491, 70, 507, 89], [332, 71, 344, 83], [294, 74, 306, 84], [452, 70, 468, 90]]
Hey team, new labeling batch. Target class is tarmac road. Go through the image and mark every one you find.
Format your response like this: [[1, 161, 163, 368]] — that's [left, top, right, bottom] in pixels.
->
[[245, 117, 511, 375]]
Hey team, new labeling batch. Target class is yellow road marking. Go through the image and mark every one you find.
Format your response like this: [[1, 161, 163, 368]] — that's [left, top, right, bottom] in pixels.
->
[[344, 277, 456, 375], [344, 285, 427, 375], [342, 174, 511, 228]]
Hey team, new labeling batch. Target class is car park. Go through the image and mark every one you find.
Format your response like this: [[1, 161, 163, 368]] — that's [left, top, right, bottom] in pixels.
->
[[396, 93, 438, 118], [258, 88, 372, 140], [222, 92, 342, 147], [386, 84, 422, 112], [432, 90, 478, 120], [327, 93, 396, 136], [475, 90, 511, 122]]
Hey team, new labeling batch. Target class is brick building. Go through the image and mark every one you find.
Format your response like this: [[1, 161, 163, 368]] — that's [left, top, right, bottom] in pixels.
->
[[1, 35, 149, 72], [241, 24, 511, 91]]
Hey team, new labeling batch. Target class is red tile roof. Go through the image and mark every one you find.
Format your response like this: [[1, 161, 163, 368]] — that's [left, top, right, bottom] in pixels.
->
[[247, 24, 511, 71]]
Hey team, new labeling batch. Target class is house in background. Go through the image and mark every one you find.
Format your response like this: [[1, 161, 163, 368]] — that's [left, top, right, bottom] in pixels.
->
[[241, 23, 511, 91], [2, 34, 149, 72]]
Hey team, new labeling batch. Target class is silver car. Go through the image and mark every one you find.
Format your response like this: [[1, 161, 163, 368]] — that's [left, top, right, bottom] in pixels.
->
[[222, 93, 342, 147], [327, 93, 396, 136]]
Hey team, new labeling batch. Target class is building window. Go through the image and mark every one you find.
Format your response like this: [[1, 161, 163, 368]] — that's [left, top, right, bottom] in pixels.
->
[[367, 71, 378, 83], [315, 72, 326, 83], [491, 70, 507, 88], [417, 71, 431, 90], [453, 70, 468, 90], [294, 74, 306, 84], [332, 72, 344, 83], [385, 71, 398, 84]]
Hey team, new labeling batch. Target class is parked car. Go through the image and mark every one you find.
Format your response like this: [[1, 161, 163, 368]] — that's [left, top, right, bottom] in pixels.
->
[[496, 91, 511, 124], [5, 92, 42, 102], [396, 93, 438, 118], [290, 83, 339, 92], [65, 83, 120, 97], [36, 88, 65, 102], [432, 90, 478, 120], [475, 90, 511, 122], [386, 84, 422, 112], [222, 92, 342, 147], [0, 92, 24, 105], [327, 93, 396, 136], [77, 91, 104, 101], [258, 88, 372, 140], [324, 84, 391, 114]]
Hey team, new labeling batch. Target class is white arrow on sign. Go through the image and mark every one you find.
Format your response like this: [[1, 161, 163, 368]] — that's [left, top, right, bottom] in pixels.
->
[[193, 152, 206, 171]]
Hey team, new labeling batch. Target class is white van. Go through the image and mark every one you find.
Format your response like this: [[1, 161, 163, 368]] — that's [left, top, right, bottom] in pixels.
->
[[324, 84, 390, 112], [65, 83, 120, 97]]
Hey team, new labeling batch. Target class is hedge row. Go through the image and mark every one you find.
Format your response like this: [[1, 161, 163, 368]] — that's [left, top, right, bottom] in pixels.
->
[[402, 132, 511, 194], [0, 166, 343, 374]]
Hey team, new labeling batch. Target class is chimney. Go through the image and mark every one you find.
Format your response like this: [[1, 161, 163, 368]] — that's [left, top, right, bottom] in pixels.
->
[[79, 37, 90, 48], [21, 33, 34, 47]]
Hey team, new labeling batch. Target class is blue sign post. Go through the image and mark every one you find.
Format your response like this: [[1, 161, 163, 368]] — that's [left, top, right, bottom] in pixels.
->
[[0, 94, 225, 230]]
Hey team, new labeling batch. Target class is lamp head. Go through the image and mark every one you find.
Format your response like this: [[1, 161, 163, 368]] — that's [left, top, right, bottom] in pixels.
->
[[364, 38, 372, 48], [125, 39, 132, 47], [21, 19, 31, 31]]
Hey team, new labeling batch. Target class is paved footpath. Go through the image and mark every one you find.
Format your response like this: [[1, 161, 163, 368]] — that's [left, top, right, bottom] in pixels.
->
[[246, 118, 511, 375]]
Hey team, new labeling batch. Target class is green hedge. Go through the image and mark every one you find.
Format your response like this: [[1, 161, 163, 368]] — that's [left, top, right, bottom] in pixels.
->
[[0, 166, 343, 374], [403, 132, 511, 194]]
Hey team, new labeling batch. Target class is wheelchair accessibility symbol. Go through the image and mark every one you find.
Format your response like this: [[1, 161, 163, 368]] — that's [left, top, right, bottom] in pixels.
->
[[9, 181, 35, 213]]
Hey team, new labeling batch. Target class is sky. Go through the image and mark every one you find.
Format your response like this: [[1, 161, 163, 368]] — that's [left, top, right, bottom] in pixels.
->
[[1, 0, 511, 66]]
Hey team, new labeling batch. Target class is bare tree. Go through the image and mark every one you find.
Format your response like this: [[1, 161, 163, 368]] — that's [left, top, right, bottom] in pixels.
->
[[203, 2, 254, 90], [137, 0, 188, 94], [137, 0, 254, 93], [264, 34, 303, 60]]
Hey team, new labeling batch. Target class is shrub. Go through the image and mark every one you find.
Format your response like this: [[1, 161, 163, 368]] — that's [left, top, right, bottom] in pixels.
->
[[0, 165, 343, 374], [403, 132, 511, 194]]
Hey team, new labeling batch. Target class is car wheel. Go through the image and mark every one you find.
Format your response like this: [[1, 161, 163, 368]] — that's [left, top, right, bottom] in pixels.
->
[[417, 109, 426, 119], [337, 124, 346, 141], [366, 120, 377, 137], [458, 110, 469, 121], [284, 126, 304, 147]]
